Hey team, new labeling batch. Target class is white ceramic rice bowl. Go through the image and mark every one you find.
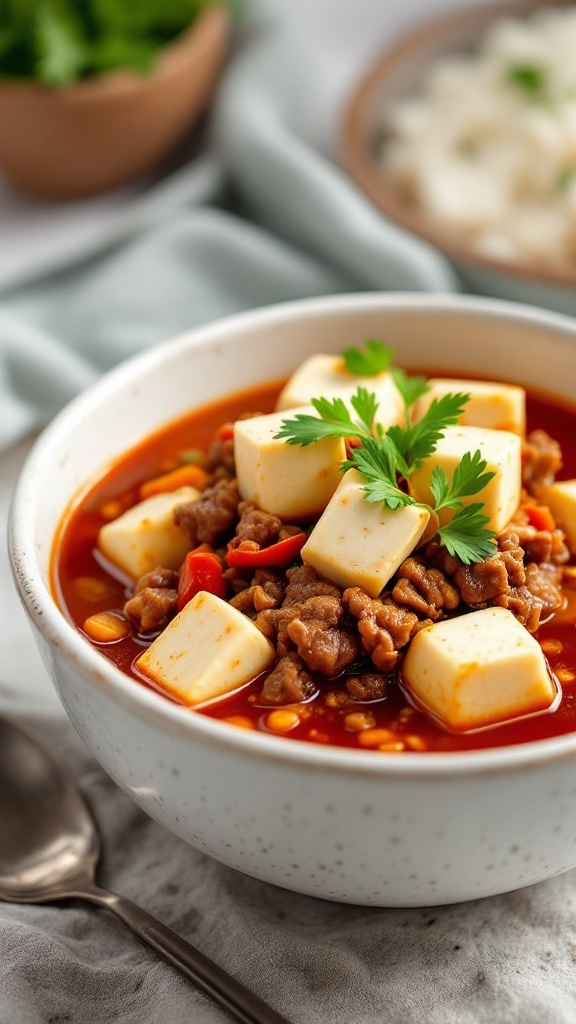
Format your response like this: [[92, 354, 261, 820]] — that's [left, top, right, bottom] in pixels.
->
[[9, 292, 576, 907]]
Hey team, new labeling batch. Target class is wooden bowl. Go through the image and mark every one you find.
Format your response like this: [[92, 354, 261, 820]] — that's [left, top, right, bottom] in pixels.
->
[[342, 0, 576, 313], [0, 4, 228, 199]]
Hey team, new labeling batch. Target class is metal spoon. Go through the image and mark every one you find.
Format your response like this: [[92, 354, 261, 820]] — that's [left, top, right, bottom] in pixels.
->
[[0, 715, 291, 1024]]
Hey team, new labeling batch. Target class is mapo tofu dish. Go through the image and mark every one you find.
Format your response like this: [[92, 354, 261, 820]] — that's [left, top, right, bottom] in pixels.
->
[[52, 340, 576, 753]]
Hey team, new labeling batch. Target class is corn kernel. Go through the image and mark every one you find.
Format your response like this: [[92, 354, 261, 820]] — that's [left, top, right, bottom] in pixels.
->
[[308, 729, 330, 743], [344, 712, 376, 732], [224, 715, 255, 730], [265, 710, 300, 733], [358, 728, 396, 748], [541, 639, 563, 655], [74, 576, 114, 602], [83, 611, 130, 643], [99, 500, 125, 521], [405, 734, 427, 752]]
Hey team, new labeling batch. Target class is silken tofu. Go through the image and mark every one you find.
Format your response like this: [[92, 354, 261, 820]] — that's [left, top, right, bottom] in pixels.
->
[[409, 425, 521, 533], [539, 479, 576, 554], [275, 353, 404, 431], [136, 591, 275, 705], [402, 606, 557, 733], [98, 486, 199, 580], [301, 469, 430, 597], [234, 407, 345, 519], [415, 378, 525, 434]]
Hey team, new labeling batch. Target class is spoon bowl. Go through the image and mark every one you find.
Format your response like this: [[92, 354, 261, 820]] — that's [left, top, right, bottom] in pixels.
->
[[0, 715, 289, 1024], [0, 717, 99, 900]]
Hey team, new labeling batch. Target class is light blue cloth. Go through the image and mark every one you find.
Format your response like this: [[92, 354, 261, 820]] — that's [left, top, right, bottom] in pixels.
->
[[0, 4, 458, 452]]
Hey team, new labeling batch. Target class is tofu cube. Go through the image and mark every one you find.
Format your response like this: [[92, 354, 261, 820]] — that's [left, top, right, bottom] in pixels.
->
[[275, 354, 404, 431], [402, 606, 557, 733], [234, 407, 345, 520], [539, 479, 576, 554], [98, 486, 198, 580], [415, 378, 525, 434], [136, 591, 275, 705], [301, 469, 430, 597], [409, 425, 522, 533]]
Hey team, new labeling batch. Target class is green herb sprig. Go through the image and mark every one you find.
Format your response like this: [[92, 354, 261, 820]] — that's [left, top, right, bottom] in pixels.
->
[[342, 339, 393, 376], [276, 343, 498, 565], [275, 387, 379, 446], [0, 0, 222, 87]]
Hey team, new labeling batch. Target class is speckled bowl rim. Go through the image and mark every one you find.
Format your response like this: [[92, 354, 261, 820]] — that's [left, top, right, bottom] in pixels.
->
[[342, 0, 576, 291], [10, 292, 576, 780]]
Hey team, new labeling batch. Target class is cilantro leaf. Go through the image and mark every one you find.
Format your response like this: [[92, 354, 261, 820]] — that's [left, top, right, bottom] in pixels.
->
[[388, 391, 470, 474], [350, 387, 379, 435], [430, 450, 495, 511], [342, 339, 393, 376], [390, 367, 430, 411], [344, 436, 413, 510], [276, 388, 377, 446], [35, 3, 88, 87], [437, 505, 497, 564], [507, 63, 545, 96], [0, 0, 222, 86]]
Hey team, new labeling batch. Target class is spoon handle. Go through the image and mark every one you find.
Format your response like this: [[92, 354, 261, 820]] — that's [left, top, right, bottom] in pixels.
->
[[81, 881, 291, 1024]]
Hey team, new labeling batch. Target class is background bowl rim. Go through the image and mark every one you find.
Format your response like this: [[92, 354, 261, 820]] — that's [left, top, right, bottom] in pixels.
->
[[341, 0, 576, 290], [10, 290, 576, 780]]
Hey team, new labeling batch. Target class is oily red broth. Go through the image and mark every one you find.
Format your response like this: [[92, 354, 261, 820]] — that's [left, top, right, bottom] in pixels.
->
[[51, 377, 576, 753]]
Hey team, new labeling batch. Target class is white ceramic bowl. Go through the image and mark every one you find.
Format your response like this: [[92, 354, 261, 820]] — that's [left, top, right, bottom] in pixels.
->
[[9, 293, 576, 907]]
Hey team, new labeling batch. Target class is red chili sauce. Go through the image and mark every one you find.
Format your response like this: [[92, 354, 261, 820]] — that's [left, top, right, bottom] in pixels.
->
[[51, 378, 576, 753]]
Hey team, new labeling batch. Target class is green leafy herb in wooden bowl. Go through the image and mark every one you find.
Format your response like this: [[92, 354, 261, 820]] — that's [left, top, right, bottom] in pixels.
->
[[0, 0, 230, 198]]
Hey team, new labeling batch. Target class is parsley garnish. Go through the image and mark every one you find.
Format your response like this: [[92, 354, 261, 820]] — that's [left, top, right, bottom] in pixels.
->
[[389, 368, 469, 475], [342, 339, 393, 376], [0, 0, 221, 87], [506, 63, 547, 104], [276, 350, 498, 564], [275, 387, 378, 446]]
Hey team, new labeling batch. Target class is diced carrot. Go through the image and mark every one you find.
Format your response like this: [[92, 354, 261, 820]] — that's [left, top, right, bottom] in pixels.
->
[[139, 463, 210, 500], [522, 503, 556, 532]]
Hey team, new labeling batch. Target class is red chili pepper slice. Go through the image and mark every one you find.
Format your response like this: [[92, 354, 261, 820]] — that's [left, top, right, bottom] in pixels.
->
[[177, 551, 226, 612], [226, 532, 307, 568], [216, 422, 234, 442]]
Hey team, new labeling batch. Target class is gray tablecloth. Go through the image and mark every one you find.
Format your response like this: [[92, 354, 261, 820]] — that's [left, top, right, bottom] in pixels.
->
[[2, 1, 576, 1022]]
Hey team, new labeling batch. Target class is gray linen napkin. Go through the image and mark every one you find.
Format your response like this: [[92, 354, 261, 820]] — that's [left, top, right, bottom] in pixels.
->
[[3, 3, 576, 1023]]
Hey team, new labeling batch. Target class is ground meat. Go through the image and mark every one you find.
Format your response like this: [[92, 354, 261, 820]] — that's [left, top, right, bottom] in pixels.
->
[[343, 589, 420, 671], [496, 531, 527, 587], [255, 567, 359, 676], [123, 567, 179, 633], [523, 563, 565, 618], [506, 522, 569, 566], [494, 586, 543, 633], [233, 501, 283, 547], [286, 595, 360, 675], [283, 564, 342, 605], [522, 429, 562, 495], [174, 478, 240, 546], [391, 556, 460, 620], [258, 653, 316, 705], [452, 553, 513, 606], [230, 568, 286, 614], [204, 432, 235, 476], [345, 672, 388, 701]]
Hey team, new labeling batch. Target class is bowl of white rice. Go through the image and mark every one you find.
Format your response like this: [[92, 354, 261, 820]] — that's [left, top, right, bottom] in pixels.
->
[[343, 0, 576, 315]]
